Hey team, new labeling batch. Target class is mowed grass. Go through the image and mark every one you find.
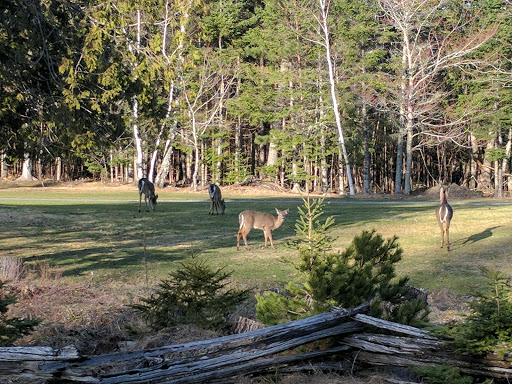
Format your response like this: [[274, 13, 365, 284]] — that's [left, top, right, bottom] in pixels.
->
[[1, 183, 512, 298]]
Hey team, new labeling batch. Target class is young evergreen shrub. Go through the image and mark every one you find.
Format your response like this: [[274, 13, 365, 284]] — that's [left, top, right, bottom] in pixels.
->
[[256, 195, 429, 326], [447, 267, 512, 356], [414, 365, 474, 384], [134, 259, 249, 331], [0, 281, 39, 346]]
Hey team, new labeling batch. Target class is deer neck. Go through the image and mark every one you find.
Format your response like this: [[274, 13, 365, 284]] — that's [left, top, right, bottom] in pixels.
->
[[273, 215, 285, 229], [440, 192, 447, 204]]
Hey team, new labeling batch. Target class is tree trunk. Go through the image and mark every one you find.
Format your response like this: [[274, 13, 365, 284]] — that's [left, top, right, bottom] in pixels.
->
[[318, 0, 355, 196], [362, 102, 371, 193], [0, 151, 7, 179], [16, 153, 37, 181], [404, 118, 413, 194]]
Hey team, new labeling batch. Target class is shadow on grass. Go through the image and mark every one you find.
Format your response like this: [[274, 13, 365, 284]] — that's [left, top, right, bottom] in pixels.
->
[[460, 226, 500, 245]]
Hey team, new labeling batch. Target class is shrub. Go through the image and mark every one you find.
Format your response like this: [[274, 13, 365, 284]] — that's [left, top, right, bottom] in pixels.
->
[[0, 281, 39, 346], [447, 267, 512, 356], [256, 195, 429, 327], [414, 365, 474, 384], [134, 258, 249, 331]]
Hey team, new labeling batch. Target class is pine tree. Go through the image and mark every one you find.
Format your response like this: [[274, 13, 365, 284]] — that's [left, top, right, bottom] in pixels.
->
[[256, 194, 429, 326]]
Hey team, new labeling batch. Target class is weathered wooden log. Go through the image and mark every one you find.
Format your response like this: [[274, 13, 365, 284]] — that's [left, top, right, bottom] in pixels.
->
[[343, 333, 512, 379], [2, 304, 369, 383], [353, 314, 434, 339], [0, 346, 83, 382], [98, 321, 362, 384]]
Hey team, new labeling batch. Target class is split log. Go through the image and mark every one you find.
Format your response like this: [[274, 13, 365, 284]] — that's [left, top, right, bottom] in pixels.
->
[[0, 346, 81, 381], [2, 304, 369, 383], [343, 333, 512, 379]]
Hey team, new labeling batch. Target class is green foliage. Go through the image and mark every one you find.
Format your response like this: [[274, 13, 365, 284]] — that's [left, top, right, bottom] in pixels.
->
[[256, 195, 429, 326], [134, 258, 249, 332], [447, 267, 512, 356], [414, 365, 473, 384], [0, 281, 39, 346]]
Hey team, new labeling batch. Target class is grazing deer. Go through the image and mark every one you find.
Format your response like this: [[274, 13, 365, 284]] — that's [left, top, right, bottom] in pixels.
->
[[138, 178, 158, 212], [237, 208, 289, 250], [436, 186, 453, 251], [208, 184, 226, 215]]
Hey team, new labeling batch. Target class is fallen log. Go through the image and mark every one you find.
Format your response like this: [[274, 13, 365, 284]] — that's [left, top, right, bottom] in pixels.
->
[[343, 333, 512, 379], [1, 304, 369, 383]]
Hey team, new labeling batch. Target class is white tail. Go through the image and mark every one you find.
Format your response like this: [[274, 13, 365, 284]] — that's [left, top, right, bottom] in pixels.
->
[[138, 178, 158, 212], [208, 184, 226, 215], [237, 208, 289, 250], [435, 187, 453, 251]]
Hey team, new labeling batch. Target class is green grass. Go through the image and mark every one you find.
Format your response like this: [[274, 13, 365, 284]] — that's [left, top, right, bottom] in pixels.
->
[[1, 185, 512, 297]]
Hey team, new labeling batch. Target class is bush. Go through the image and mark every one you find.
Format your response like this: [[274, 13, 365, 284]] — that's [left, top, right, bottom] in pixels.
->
[[414, 365, 474, 384], [256, 195, 429, 327], [447, 267, 512, 356], [0, 281, 39, 346], [134, 258, 249, 332]]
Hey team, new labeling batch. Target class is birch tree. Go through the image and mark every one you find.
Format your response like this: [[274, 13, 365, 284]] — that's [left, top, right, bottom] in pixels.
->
[[315, 0, 355, 196], [377, 0, 496, 194]]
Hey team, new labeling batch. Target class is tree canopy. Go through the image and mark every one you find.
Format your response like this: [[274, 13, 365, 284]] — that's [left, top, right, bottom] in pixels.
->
[[1, 0, 511, 195]]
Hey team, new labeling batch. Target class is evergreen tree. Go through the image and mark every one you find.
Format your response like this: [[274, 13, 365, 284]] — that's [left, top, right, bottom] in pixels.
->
[[256, 194, 429, 326]]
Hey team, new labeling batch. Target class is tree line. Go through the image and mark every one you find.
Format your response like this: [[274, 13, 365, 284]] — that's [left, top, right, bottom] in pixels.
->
[[0, 0, 511, 195]]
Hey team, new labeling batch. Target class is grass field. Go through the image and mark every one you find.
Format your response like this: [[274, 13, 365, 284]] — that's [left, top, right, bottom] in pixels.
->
[[2, 181, 512, 299]]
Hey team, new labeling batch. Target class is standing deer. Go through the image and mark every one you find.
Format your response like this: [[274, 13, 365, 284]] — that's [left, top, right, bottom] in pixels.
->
[[138, 178, 158, 212], [208, 184, 226, 215], [237, 208, 289, 250], [436, 186, 453, 251]]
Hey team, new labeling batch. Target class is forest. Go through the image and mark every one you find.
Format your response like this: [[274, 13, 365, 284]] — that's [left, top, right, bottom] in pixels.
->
[[1, 0, 511, 195]]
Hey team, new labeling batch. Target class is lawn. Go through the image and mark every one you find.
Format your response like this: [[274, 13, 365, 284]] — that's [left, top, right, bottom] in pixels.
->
[[1, 181, 512, 299]]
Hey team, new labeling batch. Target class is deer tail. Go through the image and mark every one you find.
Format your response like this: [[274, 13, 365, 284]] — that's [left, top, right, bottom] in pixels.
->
[[238, 212, 245, 230]]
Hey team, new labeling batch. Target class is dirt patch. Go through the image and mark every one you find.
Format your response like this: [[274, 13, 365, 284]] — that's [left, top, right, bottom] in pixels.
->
[[428, 288, 472, 325], [417, 183, 484, 199]]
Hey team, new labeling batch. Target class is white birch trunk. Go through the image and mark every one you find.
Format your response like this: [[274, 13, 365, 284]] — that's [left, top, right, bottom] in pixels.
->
[[16, 152, 37, 181], [318, 0, 355, 196]]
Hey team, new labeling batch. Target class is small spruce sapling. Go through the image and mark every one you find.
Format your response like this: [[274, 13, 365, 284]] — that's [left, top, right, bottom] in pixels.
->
[[256, 194, 429, 327], [134, 258, 249, 331]]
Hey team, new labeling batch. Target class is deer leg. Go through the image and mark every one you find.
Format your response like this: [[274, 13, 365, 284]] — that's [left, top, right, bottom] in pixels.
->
[[446, 222, 451, 251], [437, 220, 445, 248], [145, 195, 150, 212], [267, 231, 275, 249], [237, 228, 249, 250], [236, 231, 241, 250], [209, 200, 213, 214], [138, 194, 142, 212]]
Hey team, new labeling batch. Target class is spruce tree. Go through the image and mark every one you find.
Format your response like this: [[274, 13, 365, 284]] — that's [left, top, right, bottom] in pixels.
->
[[256, 194, 429, 326]]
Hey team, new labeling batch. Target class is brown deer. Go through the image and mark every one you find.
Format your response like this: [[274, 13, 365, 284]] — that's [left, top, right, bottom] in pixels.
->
[[237, 208, 289, 250], [436, 186, 453, 251], [138, 178, 158, 212], [208, 184, 226, 215]]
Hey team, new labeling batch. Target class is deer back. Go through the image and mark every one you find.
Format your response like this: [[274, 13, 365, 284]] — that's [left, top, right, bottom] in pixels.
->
[[240, 209, 288, 230]]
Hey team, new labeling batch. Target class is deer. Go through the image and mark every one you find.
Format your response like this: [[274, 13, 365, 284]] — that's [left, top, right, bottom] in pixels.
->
[[138, 178, 158, 212], [237, 208, 289, 250], [208, 184, 226, 215], [436, 186, 453, 251]]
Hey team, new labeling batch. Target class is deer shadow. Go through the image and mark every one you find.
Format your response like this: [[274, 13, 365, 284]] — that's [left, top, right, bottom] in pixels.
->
[[458, 226, 500, 246]]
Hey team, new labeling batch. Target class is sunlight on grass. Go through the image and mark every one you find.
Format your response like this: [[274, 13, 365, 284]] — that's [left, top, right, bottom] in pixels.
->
[[1, 186, 512, 299]]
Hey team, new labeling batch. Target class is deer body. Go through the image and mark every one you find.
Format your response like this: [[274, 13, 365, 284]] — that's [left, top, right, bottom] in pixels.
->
[[237, 208, 289, 250], [208, 184, 226, 215], [138, 178, 158, 212], [436, 187, 453, 251]]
